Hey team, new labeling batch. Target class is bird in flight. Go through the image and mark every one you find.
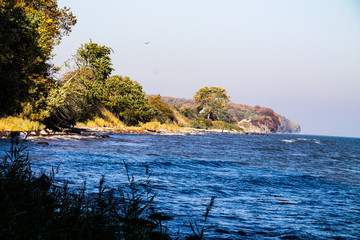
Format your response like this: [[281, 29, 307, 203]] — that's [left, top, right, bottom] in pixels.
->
[[145, 42, 150, 44]]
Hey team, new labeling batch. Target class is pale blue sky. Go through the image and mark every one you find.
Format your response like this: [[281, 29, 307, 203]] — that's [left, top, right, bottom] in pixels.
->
[[53, 0, 360, 137]]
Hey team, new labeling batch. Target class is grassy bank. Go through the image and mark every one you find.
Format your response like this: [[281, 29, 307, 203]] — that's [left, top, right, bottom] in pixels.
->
[[0, 116, 45, 131]]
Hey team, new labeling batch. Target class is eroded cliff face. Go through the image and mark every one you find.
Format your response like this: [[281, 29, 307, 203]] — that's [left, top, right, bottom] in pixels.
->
[[277, 115, 301, 133], [237, 119, 274, 133], [237, 116, 301, 134], [158, 96, 301, 134]]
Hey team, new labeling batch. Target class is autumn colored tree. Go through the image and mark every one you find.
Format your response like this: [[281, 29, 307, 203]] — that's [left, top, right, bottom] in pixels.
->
[[148, 95, 176, 124], [194, 86, 230, 120], [0, 0, 76, 117]]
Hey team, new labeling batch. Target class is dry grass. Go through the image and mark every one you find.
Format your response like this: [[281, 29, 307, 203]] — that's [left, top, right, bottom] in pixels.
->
[[141, 121, 181, 132], [172, 109, 192, 127], [76, 108, 125, 129], [0, 116, 45, 131]]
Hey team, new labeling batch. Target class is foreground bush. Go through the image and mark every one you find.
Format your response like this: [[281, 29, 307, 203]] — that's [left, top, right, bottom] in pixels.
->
[[0, 143, 170, 240], [0, 142, 215, 240]]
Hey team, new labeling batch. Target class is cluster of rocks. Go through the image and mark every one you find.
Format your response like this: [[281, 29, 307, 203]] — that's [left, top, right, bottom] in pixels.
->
[[0, 128, 111, 141]]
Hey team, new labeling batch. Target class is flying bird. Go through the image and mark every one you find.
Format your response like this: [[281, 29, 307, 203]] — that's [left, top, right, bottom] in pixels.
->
[[145, 42, 150, 44]]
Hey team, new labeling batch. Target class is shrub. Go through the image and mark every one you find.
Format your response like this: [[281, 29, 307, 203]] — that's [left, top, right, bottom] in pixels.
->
[[211, 121, 243, 131], [148, 95, 176, 124], [0, 143, 169, 240], [102, 76, 154, 126]]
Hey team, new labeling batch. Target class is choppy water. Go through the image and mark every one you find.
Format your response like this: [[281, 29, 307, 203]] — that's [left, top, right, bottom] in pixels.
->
[[1, 133, 359, 239]]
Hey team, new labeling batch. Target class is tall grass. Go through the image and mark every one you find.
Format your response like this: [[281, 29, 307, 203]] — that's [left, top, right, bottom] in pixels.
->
[[0, 143, 170, 240], [189, 196, 216, 240], [141, 121, 180, 132], [76, 107, 125, 129], [0, 142, 217, 239], [0, 116, 45, 131]]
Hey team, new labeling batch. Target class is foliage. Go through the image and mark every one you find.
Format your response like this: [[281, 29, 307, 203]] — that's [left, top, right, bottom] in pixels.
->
[[194, 87, 230, 120], [227, 103, 281, 133], [211, 121, 243, 131], [172, 107, 192, 127], [70, 40, 114, 82], [102, 75, 154, 126], [0, 116, 45, 131], [192, 118, 213, 129], [179, 104, 197, 120], [160, 96, 195, 109], [0, 0, 76, 117], [148, 95, 176, 124], [44, 69, 101, 128], [45, 41, 116, 128], [46, 42, 154, 128], [0, 143, 171, 240]]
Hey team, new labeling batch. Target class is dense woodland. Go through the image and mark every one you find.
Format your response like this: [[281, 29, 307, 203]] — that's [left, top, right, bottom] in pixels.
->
[[0, 0, 299, 134]]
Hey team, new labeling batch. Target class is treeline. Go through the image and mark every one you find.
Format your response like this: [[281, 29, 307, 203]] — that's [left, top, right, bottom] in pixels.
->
[[0, 0, 240, 132], [0, 0, 287, 133]]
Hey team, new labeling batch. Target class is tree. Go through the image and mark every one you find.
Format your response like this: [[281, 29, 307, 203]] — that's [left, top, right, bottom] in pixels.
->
[[44, 68, 100, 128], [194, 86, 230, 120], [71, 40, 114, 82], [148, 95, 176, 124], [44, 41, 114, 128], [102, 75, 154, 125], [0, 0, 76, 117]]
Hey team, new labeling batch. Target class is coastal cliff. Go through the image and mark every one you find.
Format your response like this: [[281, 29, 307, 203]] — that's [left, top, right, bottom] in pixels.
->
[[160, 96, 301, 134]]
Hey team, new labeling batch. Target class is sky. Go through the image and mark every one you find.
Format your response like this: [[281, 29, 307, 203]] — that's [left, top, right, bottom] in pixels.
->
[[53, 0, 360, 138]]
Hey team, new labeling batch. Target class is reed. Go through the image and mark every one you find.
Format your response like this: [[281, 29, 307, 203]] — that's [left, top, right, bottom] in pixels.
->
[[0, 143, 171, 239], [188, 196, 216, 240], [0, 143, 217, 239]]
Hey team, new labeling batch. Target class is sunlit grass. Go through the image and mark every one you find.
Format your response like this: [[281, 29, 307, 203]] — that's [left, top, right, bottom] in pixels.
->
[[76, 108, 125, 129], [141, 121, 181, 132], [172, 109, 192, 127], [0, 116, 45, 131], [211, 121, 243, 132]]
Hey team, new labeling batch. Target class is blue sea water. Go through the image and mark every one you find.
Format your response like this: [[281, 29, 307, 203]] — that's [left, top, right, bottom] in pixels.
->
[[1, 133, 359, 239]]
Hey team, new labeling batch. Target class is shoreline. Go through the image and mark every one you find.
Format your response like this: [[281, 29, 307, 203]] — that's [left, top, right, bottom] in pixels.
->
[[1, 126, 247, 140]]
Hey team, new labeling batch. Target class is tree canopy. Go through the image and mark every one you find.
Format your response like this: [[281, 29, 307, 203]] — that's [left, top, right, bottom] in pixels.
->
[[194, 86, 230, 120], [0, 0, 76, 117], [102, 75, 154, 125], [71, 41, 114, 82]]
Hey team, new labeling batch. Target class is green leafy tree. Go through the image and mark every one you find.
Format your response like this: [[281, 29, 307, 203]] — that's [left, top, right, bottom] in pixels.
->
[[44, 69, 99, 128], [194, 86, 230, 120], [0, 0, 76, 117], [102, 76, 154, 125], [45, 41, 114, 128], [71, 40, 114, 82]]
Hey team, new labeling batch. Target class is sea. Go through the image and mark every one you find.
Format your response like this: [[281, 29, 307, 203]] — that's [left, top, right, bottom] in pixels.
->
[[1, 133, 359, 239]]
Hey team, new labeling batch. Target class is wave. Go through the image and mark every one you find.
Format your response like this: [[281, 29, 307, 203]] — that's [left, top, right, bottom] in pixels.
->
[[281, 138, 321, 144]]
